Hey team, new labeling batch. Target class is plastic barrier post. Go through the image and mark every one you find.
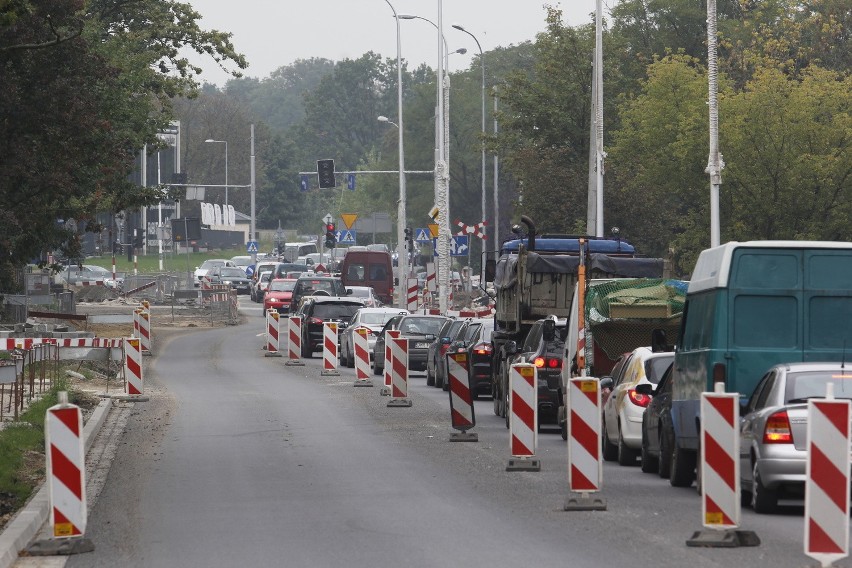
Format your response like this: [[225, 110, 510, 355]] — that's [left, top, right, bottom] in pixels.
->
[[353, 327, 373, 387], [387, 337, 411, 407], [123, 337, 144, 395], [320, 322, 339, 376], [406, 278, 419, 312], [41, 391, 94, 553], [381, 330, 400, 396], [565, 377, 606, 510], [687, 383, 759, 548], [138, 310, 152, 356], [285, 316, 305, 366], [265, 310, 281, 357], [804, 385, 850, 567], [447, 351, 477, 441], [507, 363, 540, 471]]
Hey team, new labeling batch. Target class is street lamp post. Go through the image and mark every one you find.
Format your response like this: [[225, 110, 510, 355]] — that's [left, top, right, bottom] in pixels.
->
[[383, 0, 407, 309], [204, 138, 229, 210], [452, 23, 486, 260]]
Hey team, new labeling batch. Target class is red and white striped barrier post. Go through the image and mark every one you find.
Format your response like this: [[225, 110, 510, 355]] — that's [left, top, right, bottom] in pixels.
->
[[45, 391, 91, 545], [565, 378, 606, 510], [265, 310, 281, 357], [133, 308, 140, 338], [447, 351, 477, 441], [123, 337, 144, 395], [320, 322, 339, 376], [407, 278, 419, 312], [687, 383, 758, 548], [507, 363, 540, 471], [805, 383, 850, 567], [138, 310, 152, 356], [353, 327, 372, 387], [387, 336, 411, 407], [381, 330, 400, 396], [285, 316, 304, 366]]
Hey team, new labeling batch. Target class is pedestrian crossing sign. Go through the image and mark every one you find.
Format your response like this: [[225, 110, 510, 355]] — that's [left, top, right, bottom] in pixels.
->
[[246, 240, 259, 253], [414, 228, 431, 243]]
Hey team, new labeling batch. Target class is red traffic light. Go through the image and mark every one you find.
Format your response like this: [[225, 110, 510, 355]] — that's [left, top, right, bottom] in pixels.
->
[[326, 223, 335, 232]]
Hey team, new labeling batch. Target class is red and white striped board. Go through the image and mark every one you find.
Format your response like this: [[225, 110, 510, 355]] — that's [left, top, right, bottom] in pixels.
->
[[447, 351, 476, 437], [805, 389, 851, 567], [123, 337, 143, 395], [265, 310, 281, 356], [567, 378, 603, 492], [1, 338, 55, 350], [700, 387, 741, 530], [426, 262, 436, 293], [507, 363, 539, 470], [382, 330, 400, 396], [45, 394, 86, 538], [55, 338, 123, 348], [387, 337, 411, 407], [321, 322, 339, 376], [285, 316, 304, 366], [353, 327, 372, 386], [138, 310, 151, 355], [407, 278, 419, 311]]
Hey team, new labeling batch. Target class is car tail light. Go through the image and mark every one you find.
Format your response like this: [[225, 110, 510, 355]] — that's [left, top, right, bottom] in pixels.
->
[[473, 342, 492, 355], [533, 356, 560, 368], [440, 344, 450, 356], [627, 388, 652, 408], [763, 410, 793, 444], [309, 317, 324, 326]]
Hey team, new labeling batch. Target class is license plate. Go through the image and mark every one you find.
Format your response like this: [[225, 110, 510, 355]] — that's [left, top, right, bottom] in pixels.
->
[[414, 342, 429, 349]]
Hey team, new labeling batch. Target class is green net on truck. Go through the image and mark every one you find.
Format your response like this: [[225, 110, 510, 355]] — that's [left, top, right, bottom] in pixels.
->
[[585, 278, 688, 360]]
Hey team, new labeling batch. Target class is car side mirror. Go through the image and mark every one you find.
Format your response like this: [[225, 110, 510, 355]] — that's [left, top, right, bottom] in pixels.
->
[[635, 383, 654, 396], [599, 377, 614, 391], [441, 337, 451, 345], [484, 259, 496, 283], [505, 340, 518, 355]]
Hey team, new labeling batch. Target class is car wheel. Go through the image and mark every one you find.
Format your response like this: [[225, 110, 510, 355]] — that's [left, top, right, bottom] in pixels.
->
[[658, 428, 672, 479], [493, 381, 501, 416], [301, 340, 311, 359], [561, 417, 568, 441], [602, 419, 618, 462], [669, 441, 696, 488], [640, 429, 658, 474], [426, 364, 435, 387], [617, 424, 637, 466], [751, 461, 778, 514]]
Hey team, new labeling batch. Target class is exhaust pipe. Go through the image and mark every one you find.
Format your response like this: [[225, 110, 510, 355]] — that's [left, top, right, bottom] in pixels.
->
[[520, 215, 537, 251]]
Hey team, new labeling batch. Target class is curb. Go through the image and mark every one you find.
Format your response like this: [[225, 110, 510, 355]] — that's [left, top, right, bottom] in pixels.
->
[[0, 398, 112, 568]]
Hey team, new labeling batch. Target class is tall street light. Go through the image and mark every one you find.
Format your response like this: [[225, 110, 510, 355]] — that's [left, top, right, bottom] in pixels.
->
[[452, 23, 486, 260], [383, 0, 407, 309], [204, 138, 228, 209]]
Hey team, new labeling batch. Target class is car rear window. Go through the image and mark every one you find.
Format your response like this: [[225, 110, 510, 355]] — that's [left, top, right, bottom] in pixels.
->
[[361, 312, 398, 325], [400, 317, 446, 335], [645, 355, 675, 384], [269, 280, 296, 292], [784, 370, 852, 402], [313, 303, 362, 320]]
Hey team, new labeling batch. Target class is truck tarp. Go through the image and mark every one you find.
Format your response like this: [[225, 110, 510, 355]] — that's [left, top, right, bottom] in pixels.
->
[[494, 253, 663, 292]]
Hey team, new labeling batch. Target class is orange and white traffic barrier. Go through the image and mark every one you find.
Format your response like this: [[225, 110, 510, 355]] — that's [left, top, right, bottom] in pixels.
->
[[381, 330, 400, 396], [123, 337, 143, 395], [426, 262, 436, 293], [138, 310, 151, 356], [407, 278, 419, 311], [507, 363, 539, 471], [1, 338, 55, 350], [687, 383, 758, 548], [565, 378, 606, 510], [353, 327, 372, 387], [55, 338, 123, 349], [387, 336, 411, 407], [700, 385, 740, 529], [133, 308, 141, 338], [321, 322, 339, 376], [265, 310, 281, 357], [447, 351, 476, 441], [285, 316, 304, 366], [46, 391, 87, 538], [805, 384, 850, 567]]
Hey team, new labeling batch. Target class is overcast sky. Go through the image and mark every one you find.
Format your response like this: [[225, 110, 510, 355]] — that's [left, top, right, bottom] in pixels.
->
[[185, 1, 598, 86]]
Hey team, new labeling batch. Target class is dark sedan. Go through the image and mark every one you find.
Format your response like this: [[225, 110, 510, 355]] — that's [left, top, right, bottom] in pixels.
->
[[374, 315, 449, 375], [463, 319, 495, 397], [638, 362, 675, 476], [296, 297, 364, 358], [209, 266, 252, 294]]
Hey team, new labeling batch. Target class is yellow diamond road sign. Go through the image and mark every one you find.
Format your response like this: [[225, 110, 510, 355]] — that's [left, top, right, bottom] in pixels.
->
[[429, 206, 440, 221], [428, 224, 439, 238], [341, 214, 358, 229]]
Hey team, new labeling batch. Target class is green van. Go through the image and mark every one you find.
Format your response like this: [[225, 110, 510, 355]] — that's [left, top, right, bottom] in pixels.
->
[[668, 241, 852, 485]]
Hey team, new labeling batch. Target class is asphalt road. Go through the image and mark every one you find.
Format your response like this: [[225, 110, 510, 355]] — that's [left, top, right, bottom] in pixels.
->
[[62, 300, 843, 568]]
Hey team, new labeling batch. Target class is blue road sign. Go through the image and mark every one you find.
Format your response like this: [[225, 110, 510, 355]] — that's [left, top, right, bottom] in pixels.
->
[[347, 173, 356, 191], [300, 175, 309, 192], [432, 236, 469, 257], [337, 230, 357, 244], [246, 240, 259, 253], [415, 228, 431, 243]]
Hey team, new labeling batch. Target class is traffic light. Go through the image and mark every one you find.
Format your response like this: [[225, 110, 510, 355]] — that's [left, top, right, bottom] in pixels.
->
[[404, 227, 414, 250], [317, 159, 336, 189], [325, 223, 337, 249]]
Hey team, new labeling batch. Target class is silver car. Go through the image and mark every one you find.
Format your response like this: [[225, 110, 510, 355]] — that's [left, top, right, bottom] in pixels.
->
[[339, 307, 408, 368], [739, 362, 852, 513]]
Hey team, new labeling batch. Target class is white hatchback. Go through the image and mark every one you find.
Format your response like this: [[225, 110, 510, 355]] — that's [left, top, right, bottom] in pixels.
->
[[601, 347, 674, 466]]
